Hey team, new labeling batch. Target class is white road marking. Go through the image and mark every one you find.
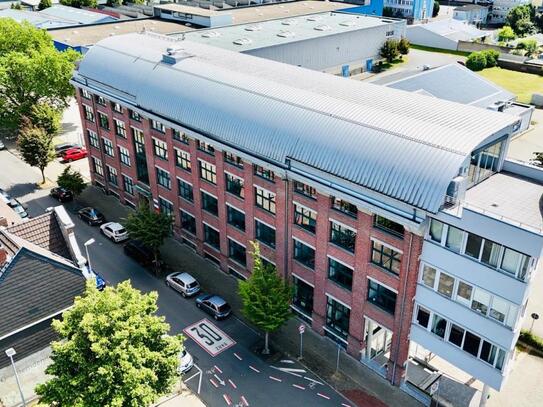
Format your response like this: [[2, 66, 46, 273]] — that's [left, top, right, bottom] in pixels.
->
[[223, 394, 232, 406], [229, 379, 237, 389], [215, 365, 223, 374], [342, 403, 352, 407], [269, 375, 282, 382], [317, 393, 330, 400], [214, 374, 225, 386], [183, 319, 236, 357], [249, 365, 260, 373], [280, 359, 295, 364], [271, 366, 303, 378], [241, 395, 249, 406], [303, 376, 324, 385], [292, 384, 306, 390], [234, 353, 243, 361], [210, 378, 219, 388]]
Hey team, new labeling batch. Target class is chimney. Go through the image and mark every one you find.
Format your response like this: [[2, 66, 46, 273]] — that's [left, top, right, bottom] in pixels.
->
[[0, 248, 7, 267]]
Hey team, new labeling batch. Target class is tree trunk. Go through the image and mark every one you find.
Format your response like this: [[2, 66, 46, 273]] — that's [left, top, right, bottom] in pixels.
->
[[40, 167, 45, 184], [263, 332, 270, 355]]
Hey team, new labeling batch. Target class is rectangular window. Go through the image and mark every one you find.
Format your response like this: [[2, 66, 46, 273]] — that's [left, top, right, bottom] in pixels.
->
[[158, 198, 173, 216], [227, 205, 245, 231], [199, 160, 217, 184], [151, 119, 166, 133], [112, 102, 123, 114], [129, 110, 141, 122], [119, 146, 130, 166], [462, 331, 481, 357], [371, 240, 401, 275], [465, 233, 483, 259], [132, 127, 149, 184], [367, 280, 397, 314], [471, 288, 491, 315], [153, 138, 168, 160], [201, 191, 218, 216], [178, 179, 193, 202], [416, 306, 430, 328], [87, 129, 99, 148], [122, 175, 134, 195], [328, 258, 353, 290], [431, 314, 447, 338], [197, 140, 215, 155], [114, 119, 126, 138], [228, 239, 246, 266], [293, 240, 315, 269], [429, 219, 444, 242], [102, 138, 114, 157], [255, 220, 275, 248], [80, 88, 91, 99], [107, 166, 118, 186], [83, 105, 94, 122], [480, 341, 497, 366], [326, 297, 350, 340], [293, 181, 316, 199], [481, 239, 501, 268], [448, 324, 465, 347], [224, 151, 243, 168], [95, 95, 106, 106], [255, 187, 276, 214], [293, 277, 313, 317], [373, 215, 404, 238], [180, 210, 196, 234], [175, 149, 191, 171], [173, 130, 189, 144], [225, 173, 244, 198], [204, 224, 220, 250], [98, 112, 110, 130], [421, 265, 436, 288], [456, 281, 473, 307], [331, 197, 357, 218], [254, 165, 275, 182], [445, 225, 463, 252], [156, 167, 171, 190], [330, 221, 356, 252], [92, 157, 103, 176], [437, 272, 455, 298], [294, 204, 317, 233], [501, 248, 530, 279], [489, 296, 508, 323]]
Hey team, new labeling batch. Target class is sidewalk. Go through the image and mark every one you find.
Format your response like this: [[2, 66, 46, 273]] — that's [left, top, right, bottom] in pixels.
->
[[78, 186, 422, 407]]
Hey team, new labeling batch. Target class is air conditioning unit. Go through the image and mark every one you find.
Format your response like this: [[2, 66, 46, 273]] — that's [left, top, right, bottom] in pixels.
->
[[444, 176, 467, 208]]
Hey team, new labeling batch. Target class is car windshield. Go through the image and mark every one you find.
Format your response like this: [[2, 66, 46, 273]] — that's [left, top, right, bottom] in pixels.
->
[[13, 206, 25, 214], [89, 210, 99, 217], [187, 282, 199, 289], [115, 228, 126, 235], [217, 304, 230, 313]]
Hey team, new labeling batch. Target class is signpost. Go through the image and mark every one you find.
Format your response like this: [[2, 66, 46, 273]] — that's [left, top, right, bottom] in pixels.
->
[[530, 313, 539, 333], [298, 324, 305, 359]]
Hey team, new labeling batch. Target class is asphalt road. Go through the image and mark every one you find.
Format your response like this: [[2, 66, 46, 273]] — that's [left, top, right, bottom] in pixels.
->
[[0, 149, 353, 407]]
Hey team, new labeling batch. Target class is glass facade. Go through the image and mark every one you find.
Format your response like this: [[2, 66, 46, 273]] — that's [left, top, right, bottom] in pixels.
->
[[293, 240, 315, 269], [326, 297, 350, 340]]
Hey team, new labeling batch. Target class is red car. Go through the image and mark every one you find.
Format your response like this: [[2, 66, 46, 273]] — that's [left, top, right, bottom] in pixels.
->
[[61, 147, 87, 162]]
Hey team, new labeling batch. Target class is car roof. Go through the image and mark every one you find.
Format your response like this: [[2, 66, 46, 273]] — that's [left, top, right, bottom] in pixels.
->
[[104, 222, 124, 231], [208, 295, 227, 306], [174, 272, 196, 284]]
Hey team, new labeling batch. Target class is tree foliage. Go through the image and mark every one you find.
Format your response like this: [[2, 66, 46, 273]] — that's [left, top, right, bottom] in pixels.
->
[[57, 165, 87, 196], [122, 202, 173, 266], [466, 49, 499, 71], [17, 125, 55, 184], [380, 39, 400, 63], [497, 26, 516, 42], [28, 103, 62, 137], [238, 242, 292, 354], [517, 38, 538, 56], [0, 19, 79, 133], [38, 0, 52, 10], [36, 281, 183, 407], [432, 1, 440, 18], [507, 5, 536, 37], [10, 3, 22, 9], [383, 7, 394, 18], [59, 0, 98, 8], [398, 37, 410, 55]]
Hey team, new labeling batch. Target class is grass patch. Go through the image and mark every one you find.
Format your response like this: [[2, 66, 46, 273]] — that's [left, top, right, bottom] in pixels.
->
[[410, 44, 470, 57], [477, 67, 543, 104]]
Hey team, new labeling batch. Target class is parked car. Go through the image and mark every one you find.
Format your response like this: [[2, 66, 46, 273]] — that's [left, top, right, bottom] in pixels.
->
[[6, 198, 28, 218], [123, 239, 156, 266], [166, 272, 200, 297], [94, 272, 106, 291], [195, 294, 231, 320], [12, 202, 28, 219], [61, 147, 87, 162], [78, 207, 105, 225], [49, 187, 74, 203], [0, 140, 5, 150], [178, 350, 194, 374], [54, 142, 80, 157], [100, 222, 129, 243]]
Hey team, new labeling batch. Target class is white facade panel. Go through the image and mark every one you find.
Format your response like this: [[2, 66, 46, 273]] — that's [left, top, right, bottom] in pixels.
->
[[415, 284, 516, 349], [410, 324, 507, 390], [406, 26, 457, 50]]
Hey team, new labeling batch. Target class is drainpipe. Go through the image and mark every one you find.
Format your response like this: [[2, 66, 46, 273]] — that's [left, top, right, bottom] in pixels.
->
[[391, 232, 414, 386], [283, 176, 290, 280]]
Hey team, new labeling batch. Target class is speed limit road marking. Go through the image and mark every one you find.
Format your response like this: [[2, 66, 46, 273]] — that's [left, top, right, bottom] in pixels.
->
[[183, 319, 236, 357]]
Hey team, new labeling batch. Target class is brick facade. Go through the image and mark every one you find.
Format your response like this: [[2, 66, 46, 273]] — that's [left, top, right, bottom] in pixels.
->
[[75, 89, 424, 386]]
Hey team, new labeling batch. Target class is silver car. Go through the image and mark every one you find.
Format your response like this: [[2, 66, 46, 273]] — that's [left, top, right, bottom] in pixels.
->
[[178, 350, 194, 374], [166, 272, 201, 297]]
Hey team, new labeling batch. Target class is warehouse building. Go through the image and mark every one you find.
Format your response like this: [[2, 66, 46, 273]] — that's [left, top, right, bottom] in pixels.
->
[[72, 32, 541, 403], [179, 11, 406, 75]]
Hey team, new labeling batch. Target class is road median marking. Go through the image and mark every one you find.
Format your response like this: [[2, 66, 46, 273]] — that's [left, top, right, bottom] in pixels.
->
[[317, 393, 330, 400], [223, 394, 232, 406], [228, 379, 237, 389], [249, 365, 260, 373], [234, 352, 243, 361], [292, 384, 305, 390], [269, 375, 282, 382]]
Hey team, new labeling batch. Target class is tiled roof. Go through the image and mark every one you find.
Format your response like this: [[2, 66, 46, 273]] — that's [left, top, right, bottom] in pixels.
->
[[7, 211, 72, 261], [0, 248, 85, 338]]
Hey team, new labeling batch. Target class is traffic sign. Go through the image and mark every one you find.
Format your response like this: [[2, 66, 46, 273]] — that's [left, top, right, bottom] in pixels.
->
[[430, 380, 440, 396], [299, 324, 305, 334]]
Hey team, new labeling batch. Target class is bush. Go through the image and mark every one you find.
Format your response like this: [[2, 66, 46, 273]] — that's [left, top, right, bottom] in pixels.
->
[[466, 52, 488, 71], [497, 26, 515, 42], [398, 37, 410, 55], [483, 49, 500, 67], [517, 39, 538, 57], [519, 330, 543, 353], [380, 39, 400, 63]]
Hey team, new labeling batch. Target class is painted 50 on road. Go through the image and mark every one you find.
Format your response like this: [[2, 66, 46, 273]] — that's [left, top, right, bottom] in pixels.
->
[[184, 319, 236, 357]]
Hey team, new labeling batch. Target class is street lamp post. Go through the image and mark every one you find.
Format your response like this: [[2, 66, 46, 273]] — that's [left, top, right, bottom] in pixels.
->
[[84, 238, 96, 272], [5, 348, 26, 407]]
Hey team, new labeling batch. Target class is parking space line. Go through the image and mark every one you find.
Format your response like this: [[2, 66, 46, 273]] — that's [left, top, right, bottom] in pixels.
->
[[210, 378, 219, 388], [249, 365, 260, 373], [228, 379, 237, 389], [292, 384, 305, 390], [234, 353, 243, 361], [223, 394, 232, 406], [269, 375, 282, 382], [317, 393, 330, 400], [214, 365, 223, 374], [241, 395, 249, 406]]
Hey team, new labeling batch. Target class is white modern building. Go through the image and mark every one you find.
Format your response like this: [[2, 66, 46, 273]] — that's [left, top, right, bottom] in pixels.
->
[[490, 0, 531, 24], [453, 4, 489, 24]]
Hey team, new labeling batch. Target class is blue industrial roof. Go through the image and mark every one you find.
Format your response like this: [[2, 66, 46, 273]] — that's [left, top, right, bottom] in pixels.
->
[[0, 9, 73, 29], [73, 33, 517, 213], [39, 5, 117, 25]]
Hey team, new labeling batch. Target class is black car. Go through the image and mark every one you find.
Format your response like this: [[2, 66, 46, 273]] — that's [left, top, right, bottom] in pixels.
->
[[50, 187, 74, 203], [54, 142, 80, 157], [124, 240, 156, 266], [78, 207, 105, 225]]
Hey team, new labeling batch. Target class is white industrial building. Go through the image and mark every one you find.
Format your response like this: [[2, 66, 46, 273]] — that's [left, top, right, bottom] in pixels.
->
[[406, 18, 488, 51], [179, 11, 406, 75]]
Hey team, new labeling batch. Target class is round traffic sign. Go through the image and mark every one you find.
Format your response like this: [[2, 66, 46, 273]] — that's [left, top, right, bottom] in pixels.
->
[[299, 324, 305, 334]]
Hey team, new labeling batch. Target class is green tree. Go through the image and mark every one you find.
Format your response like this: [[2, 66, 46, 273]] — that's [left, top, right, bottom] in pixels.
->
[[497, 26, 516, 42], [0, 19, 80, 133], [383, 7, 394, 18], [60, 0, 98, 8], [432, 1, 440, 18], [517, 38, 538, 57], [57, 165, 87, 197], [17, 125, 55, 184], [398, 37, 410, 55], [507, 5, 535, 37], [380, 39, 400, 63], [466, 51, 488, 71], [38, 0, 51, 10], [28, 103, 62, 137], [238, 242, 292, 355], [36, 281, 183, 407], [10, 3, 22, 9], [482, 49, 500, 67], [122, 202, 173, 270]]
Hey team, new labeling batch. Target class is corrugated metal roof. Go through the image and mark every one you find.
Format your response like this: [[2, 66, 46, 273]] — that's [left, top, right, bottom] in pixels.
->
[[39, 5, 116, 25], [75, 33, 517, 213]]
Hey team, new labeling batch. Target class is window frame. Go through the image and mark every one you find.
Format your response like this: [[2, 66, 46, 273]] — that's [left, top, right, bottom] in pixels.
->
[[370, 239, 402, 275], [156, 167, 172, 190], [255, 186, 276, 214], [329, 220, 356, 253], [293, 239, 315, 270], [199, 159, 217, 185], [255, 219, 276, 249], [294, 203, 317, 233], [153, 138, 168, 160]]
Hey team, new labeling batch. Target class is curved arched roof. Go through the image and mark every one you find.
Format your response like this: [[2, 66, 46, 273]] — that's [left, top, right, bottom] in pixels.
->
[[75, 33, 517, 213]]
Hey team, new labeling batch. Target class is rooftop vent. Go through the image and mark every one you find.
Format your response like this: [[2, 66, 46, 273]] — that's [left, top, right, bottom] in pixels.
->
[[201, 31, 221, 38], [444, 176, 467, 208], [162, 47, 193, 65], [277, 30, 295, 38], [339, 20, 356, 27], [282, 19, 297, 25], [314, 24, 331, 31], [245, 24, 262, 31], [233, 37, 252, 45], [381, 19, 394, 23], [306, 15, 322, 21]]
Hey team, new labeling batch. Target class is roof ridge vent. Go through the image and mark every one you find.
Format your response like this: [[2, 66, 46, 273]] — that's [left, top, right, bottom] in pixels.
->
[[162, 47, 193, 65], [233, 37, 252, 45], [201, 30, 221, 38], [245, 24, 262, 31], [277, 30, 295, 38], [281, 19, 297, 26], [314, 24, 331, 31]]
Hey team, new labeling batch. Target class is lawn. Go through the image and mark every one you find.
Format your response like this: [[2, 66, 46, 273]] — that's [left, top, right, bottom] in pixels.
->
[[478, 67, 543, 104]]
